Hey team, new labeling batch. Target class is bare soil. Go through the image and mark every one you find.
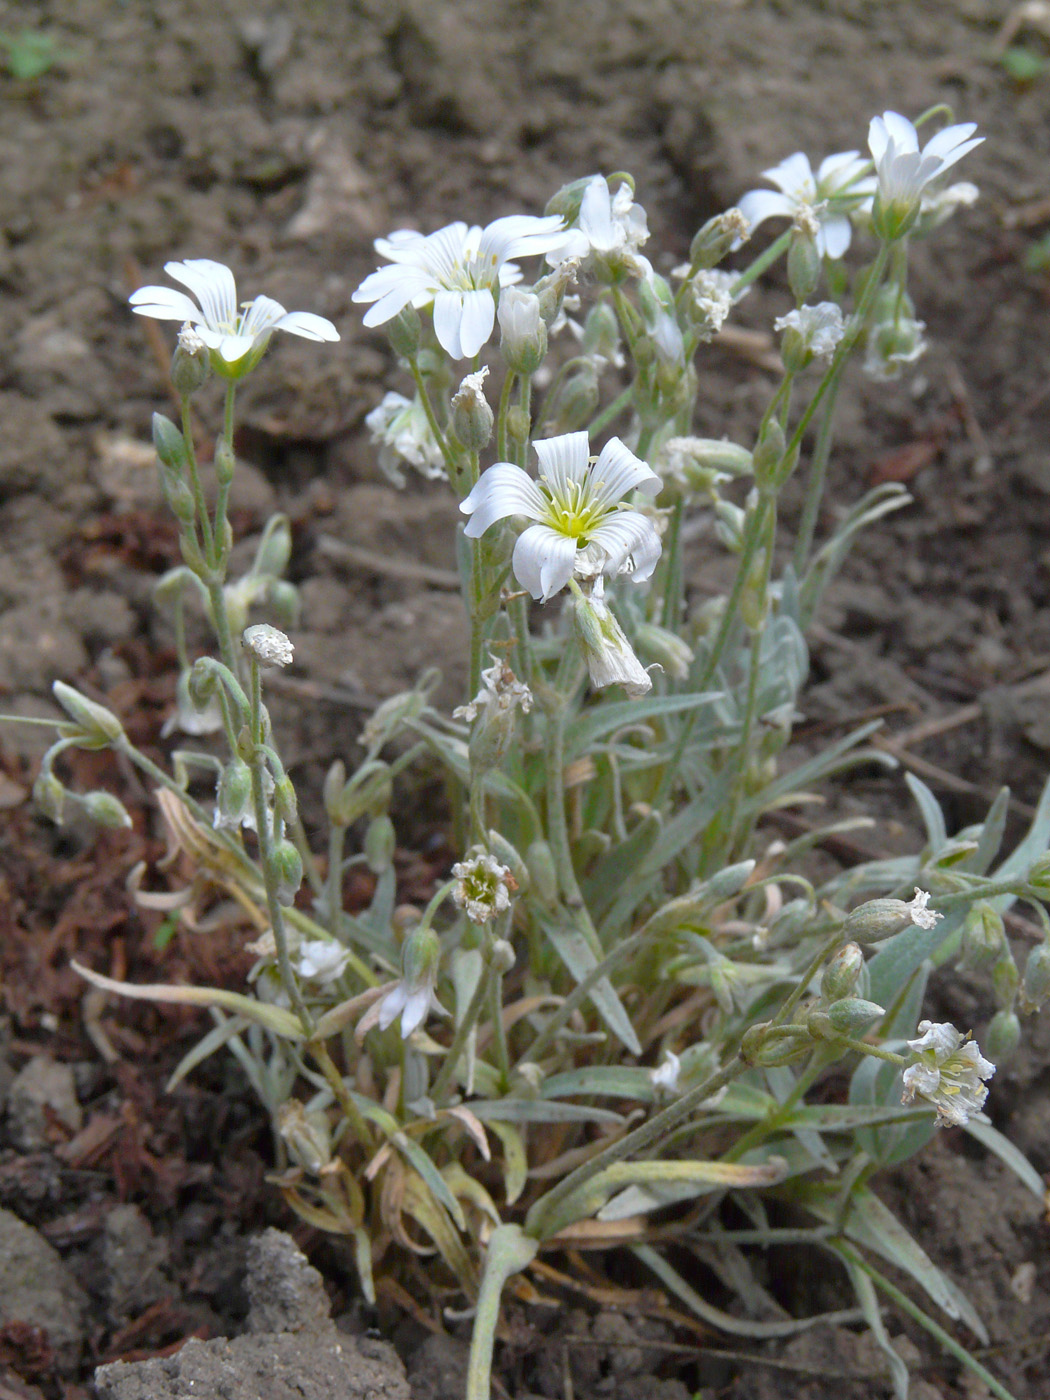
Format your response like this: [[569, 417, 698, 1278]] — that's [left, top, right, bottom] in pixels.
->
[[2, 1, 1049, 1397]]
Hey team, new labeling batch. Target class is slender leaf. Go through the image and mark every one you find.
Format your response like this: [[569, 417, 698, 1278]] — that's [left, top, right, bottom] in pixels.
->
[[542, 919, 641, 1054]]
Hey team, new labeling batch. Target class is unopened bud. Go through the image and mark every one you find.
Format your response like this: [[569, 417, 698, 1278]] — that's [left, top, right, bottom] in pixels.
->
[[364, 814, 396, 873], [152, 413, 187, 474], [705, 860, 756, 902], [985, 1009, 1020, 1065], [545, 175, 594, 225], [498, 287, 547, 374], [1021, 941, 1050, 1013], [171, 327, 210, 396], [386, 303, 421, 358], [81, 790, 134, 830], [787, 227, 821, 303], [269, 839, 303, 905], [633, 620, 694, 680], [959, 902, 1004, 972], [526, 839, 559, 908], [52, 681, 125, 747], [33, 769, 66, 824], [550, 363, 598, 432], [505, 405, 531, 447], [273, 774, 298, 826], [402, 921, 441, 987], [253, 515, 292, 577], [488, 938, 516, 974], [992, 952, 1020, 1010], [821, 942, 864, 1002], [752, 419, 786, 492], [827, 997, 885, 1036], [581, 301, 620, 360], [267, 579, 301, 629], [740, 1021, 812, 1067], [326, 761, 392, 828], [161, 469, 197, 526], [361, 677, 436, 750], [217, 758, 253, 825]]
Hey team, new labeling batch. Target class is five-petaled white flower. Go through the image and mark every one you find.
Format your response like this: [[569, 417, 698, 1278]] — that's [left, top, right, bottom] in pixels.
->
[[352, 215, 566, 360], [452, 850, 517, 924], [454, 654, 533, 724], [901, 1020, 994, 1127], [774, 302, 846, 363], [297, 939, 351, 985], [365, 391, 446, 486], [546, 175, 652, 279], [737, 150, 875, 259], [460, 431, 661, 602], [867, 112, 982, 238], [129, 259, 338, 376], [371, 924, 447, 1040]]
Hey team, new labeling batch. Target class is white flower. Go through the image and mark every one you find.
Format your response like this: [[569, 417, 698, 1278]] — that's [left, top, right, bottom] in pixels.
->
[[572, 576, 653, 698], [376, 977, 446, 1040], [546, 175, 652, 278], [461, 431, 661, 602], [737, 150, 875, 258], [864, 313, 927, 382], [452, 850, 516, 924], [452, 367, 491, 411], [129, 259, 338, 375], [917, 180, 979, 234], [243, 623, 294, 668], [454, 654, 533, 723], [867, 112, 982, 236], [352, 214, 566, 360], [365, 391, 446, 486], [674, 267, 743, 340], [901, 1019, 994, 1127], [297, 939, 351, 985], [774, 302, 846, 362], [904, 888, 941, 930], [649, 1051, 681, 1094]]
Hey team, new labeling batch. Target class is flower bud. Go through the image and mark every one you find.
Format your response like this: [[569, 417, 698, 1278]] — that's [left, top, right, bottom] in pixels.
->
[[984, 1009, 1020, 1066], [821, 942, 864, 1002], [364, 814, 396, 873], [325, 761, 392, 829], [487, 938, 516, 974], [386, 303, 421, 358], [161, 470, 197, 526], [752, 419, 785, 492], [526, 839, 559, 908], [81, 790, 134, 830], [704, 860, 756, 902], [267, 580, 301, 629], [402, 921, 441, 988], [498, 288, 547, 373], [1021, 942, 1050, 1013], [992, 952, 1020, 1010], [738, 547, 768, 631], [549, 363, 599, 432], [253, 514, 292, 577], [545, 175, 595, 225], [273, 774, 298, 826], [33, 769, 66, 824], [277, 1100, 332, 1174], [740, 1021, 812, 1066], [450, 368, 494, 452], [360, 675, 437, 749], [633, 620, 694, 681], [187, 658, 219, 712], [581, 301, 620, 361], [787, 227, 821, 303], [323, 760, 346, 820], [689, 209, 750, 268], [215, 758, 252, 827], [52, 681, 125, 747], [269, 839, 303, 905], [959, 901, 1004, 972], [505, 405, 531, 447], [151, 413, 187, 474], [827, 997, 885, 1036]]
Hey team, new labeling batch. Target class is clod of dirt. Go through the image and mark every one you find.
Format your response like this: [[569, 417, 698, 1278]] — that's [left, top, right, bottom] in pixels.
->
[[0, 1208, 88, 1371], [5, 1057, 83, 1153], [102, 1204, 172, 1328], [244, 1227, 331, 1336], [94, 1229, 411, 1400], [405, 1332, 470, 1400]]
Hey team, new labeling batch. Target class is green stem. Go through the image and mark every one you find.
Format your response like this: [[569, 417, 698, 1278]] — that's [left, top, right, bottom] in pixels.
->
[[465, 1226, 539, 1400], [430, 958, 495, 1103], [728, 229, 793, 298], [660, 499, 684, 630], [587, 384, 634, 438], [210, 384, 236, 569], [792, 372, 842, 574], [408, 357, 458, 482], [180, 396, 214, 561], [497, 367, 517, 463]]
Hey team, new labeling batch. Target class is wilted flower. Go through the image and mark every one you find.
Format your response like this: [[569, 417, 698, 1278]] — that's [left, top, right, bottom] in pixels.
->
[[546, 175, 651, 280], [296, 939, 352, 985], [842, 886, 942, 943], [352, 214, 565, 360], [901, 1020, 995, 1127], [130, 259, 338, 377], [649, 1051, 681, 1095], [916, 180, 979, 234], [365, 391, 446, 486], [676, 267, 742, 339], [243, 624, 293, 668], [461, 431, 661, 602], [864, 283, 928, 382], [867, 111, 982, 239], [454, 654, 533, 724], [774, 302, 846, 365], [452, 849, 516, 923], [572, 577, 653, 697], [736, 150, 875, 258]]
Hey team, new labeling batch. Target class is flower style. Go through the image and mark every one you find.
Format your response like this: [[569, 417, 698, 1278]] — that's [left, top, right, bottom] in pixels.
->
[[452, 850, 517, 924], [774, 302, 846, 364], [867, 111, 982, 239], [901, 1020, 995, 1127], [737, 150, 875, 258], [352, 214, 566, 360], [296, 939, 351, 985], [129, 259, 338, 377], [546, 175, 652, 279], [460, 431, 661, 602], [454, 654, 533, 724], [365, 391, 446, 486]]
